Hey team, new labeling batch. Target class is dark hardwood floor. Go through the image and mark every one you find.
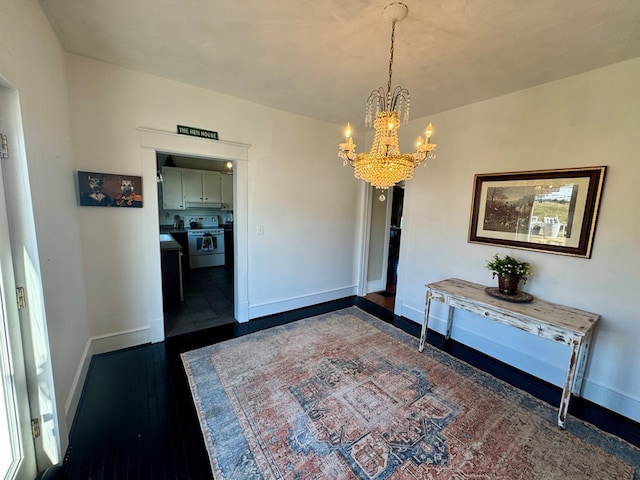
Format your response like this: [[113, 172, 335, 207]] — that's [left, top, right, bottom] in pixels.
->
[[64, 342, 212, 479], [61, 297, 640, 479]]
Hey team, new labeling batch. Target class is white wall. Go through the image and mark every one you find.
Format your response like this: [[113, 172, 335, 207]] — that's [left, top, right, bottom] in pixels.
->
[[0, 0, 90, 453], [395, 57, 640, 422], [65, 53, 361, 329]]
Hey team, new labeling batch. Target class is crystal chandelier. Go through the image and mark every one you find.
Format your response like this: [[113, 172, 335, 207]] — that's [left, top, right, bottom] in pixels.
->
[[338, 2, 437, 197]]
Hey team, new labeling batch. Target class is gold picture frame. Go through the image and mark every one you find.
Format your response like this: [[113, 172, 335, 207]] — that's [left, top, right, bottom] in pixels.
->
[[468, 166, 606, 258]]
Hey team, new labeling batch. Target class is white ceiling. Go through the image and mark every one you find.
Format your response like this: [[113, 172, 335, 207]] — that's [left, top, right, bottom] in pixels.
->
[[39, 0, 640, 126]]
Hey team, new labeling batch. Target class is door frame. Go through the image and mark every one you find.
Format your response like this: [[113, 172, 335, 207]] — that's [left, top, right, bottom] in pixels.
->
[[0, 80, 55, 477], [138, 127, 251, 323], [359, 186, 395, 296], [0, 145, 37, 480]]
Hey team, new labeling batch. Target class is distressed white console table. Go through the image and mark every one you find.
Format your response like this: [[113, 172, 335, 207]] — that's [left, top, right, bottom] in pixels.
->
[[419, 278, 599, 428]]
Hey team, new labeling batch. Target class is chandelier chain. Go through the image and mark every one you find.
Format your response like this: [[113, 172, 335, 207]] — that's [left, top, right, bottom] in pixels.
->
[[387, 19, 397, 102]]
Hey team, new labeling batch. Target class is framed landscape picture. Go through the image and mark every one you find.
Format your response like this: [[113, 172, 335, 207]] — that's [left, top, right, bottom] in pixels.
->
[[77, 171, 143, 208], [468, 166, 606, 258]]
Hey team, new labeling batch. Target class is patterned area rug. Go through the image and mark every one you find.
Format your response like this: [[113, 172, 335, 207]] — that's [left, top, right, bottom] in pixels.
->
[[182, 307, 640, 479]]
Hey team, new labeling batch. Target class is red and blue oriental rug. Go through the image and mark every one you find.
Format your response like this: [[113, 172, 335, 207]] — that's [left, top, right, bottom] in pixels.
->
[[182, 307, 640, 479]]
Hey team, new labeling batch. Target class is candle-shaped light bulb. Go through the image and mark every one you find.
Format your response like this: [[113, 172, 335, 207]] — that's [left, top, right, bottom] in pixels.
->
[[386, 121, 394, 139], [425, 123, 434, 142], [416, 136, 424, 148], [345, 123, 352, 140]]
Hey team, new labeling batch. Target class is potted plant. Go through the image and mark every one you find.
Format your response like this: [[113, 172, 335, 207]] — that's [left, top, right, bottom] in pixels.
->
[[485, 253, 531, 294]]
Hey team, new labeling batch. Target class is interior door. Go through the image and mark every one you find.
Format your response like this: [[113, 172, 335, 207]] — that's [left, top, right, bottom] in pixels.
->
[[0, 139, 37, 480], [1, 84, 60, 475], [386, 186, 404, 294]]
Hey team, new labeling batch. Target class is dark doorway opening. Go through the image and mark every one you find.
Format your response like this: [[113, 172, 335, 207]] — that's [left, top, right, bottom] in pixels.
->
[[386, 186, 404, 295]]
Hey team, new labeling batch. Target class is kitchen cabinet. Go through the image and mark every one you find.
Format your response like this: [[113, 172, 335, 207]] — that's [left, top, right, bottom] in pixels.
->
[[182, 171, 203, 203], [203, 172, 222, 203], [183, 170, 221, 207], [221, 173, 233, 210], [161, 167, 184, 210]]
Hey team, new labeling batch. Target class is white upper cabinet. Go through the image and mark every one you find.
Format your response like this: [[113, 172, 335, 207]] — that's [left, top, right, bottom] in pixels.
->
[[161, 167, 224, 209], [161, 167, 184, 210], [183, 170, 221, 208], [182, 170, 203, 204], [202, 172, 222, 204]]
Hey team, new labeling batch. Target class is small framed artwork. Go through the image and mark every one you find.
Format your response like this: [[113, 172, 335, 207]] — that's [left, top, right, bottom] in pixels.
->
[[77, 171, 143, 208], [468, 166, 606, 258]]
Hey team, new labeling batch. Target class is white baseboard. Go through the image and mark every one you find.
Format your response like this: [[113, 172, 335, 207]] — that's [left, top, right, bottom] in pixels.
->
[[399, 303, 423, 324], [90, 325, 151, 356], [64, 338, 93, 431], [249, 285, 357, 320], [149, 315, 165, 343], [64, 325, 151, 430], [367, 279, 385, 294]]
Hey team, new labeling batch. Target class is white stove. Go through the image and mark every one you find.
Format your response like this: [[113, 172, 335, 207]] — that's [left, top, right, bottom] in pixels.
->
[[186, 216, 225, 268]]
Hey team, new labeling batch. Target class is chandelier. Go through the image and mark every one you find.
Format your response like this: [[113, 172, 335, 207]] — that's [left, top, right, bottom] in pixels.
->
[[338, 2, 437, 197]]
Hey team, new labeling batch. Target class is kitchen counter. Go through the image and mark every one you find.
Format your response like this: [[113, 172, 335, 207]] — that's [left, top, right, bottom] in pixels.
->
[[159, 233, 183, 252], [160, 230, 189, 272], [160, 224, 232, 233], [160, 225, 188, 234]]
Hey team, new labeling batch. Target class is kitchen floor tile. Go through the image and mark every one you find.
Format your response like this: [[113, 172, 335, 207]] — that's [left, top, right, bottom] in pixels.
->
[[164, 265, 234, 338]]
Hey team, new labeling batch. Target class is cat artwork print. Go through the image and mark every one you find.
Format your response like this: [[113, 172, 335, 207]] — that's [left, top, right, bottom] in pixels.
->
[[78, 171, 143, 208]]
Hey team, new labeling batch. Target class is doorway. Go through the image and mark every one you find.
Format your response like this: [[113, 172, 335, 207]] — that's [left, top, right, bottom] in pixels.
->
[[156, 153, 235, 337], [137, 127, 250, 331], [364, 185, 404, 312], [386, 186, 404, 294]]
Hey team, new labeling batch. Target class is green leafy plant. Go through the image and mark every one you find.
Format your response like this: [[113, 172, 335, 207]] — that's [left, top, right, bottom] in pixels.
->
[[485, 253, 531, 280]]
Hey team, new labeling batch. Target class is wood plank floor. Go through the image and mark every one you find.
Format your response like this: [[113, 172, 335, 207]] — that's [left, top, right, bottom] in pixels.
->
[[64, 342, 212, 479], [363, 290, 395, 311], [62, 298, 640, 479]]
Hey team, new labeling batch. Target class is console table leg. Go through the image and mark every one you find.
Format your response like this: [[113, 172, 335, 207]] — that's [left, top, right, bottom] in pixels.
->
[[572, 330, 593, 396], [419, 289, 432, 352], [558, 338, 581, 428], [445, 305, 454, 341]]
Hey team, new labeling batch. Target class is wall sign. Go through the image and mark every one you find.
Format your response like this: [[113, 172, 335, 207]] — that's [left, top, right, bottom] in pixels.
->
[[177, 125, 218, 140]]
